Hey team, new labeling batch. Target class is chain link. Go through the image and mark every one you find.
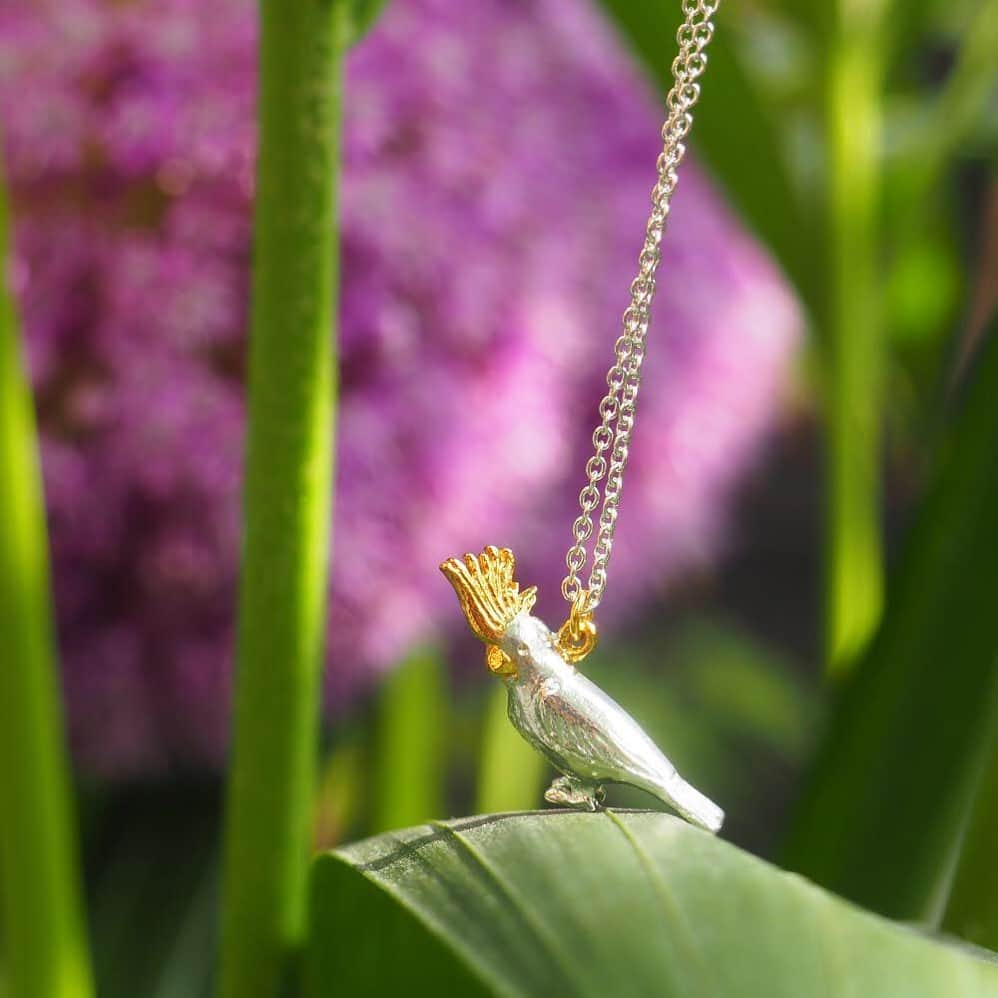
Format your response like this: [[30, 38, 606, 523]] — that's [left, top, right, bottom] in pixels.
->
[[562, 0, 718, 611]]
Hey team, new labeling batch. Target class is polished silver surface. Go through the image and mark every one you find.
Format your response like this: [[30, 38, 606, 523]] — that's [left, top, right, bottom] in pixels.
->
[[498, 611, 724, 833]]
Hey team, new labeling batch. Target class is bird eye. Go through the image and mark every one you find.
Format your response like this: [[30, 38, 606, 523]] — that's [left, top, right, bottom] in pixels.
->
[[516, 642, 528, 657]]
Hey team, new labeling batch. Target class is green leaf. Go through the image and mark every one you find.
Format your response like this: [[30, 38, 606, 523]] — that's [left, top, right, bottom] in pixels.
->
[[306, 811, 998, 996], [0, 156, 94, 996], [785, 321, 998, 919]]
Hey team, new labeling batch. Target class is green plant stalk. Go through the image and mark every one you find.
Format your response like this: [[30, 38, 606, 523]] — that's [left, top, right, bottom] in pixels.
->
[[0, 163, 93, 997], [372, 649, 446, 834], [476, 684, 547, 814], [941, 681, 998, 949], [217, 2, 345, 995], [823, 0, 888, 676]]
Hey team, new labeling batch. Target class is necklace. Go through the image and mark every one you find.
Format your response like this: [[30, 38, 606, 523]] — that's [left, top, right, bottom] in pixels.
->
[[442, 0, 723, 831]]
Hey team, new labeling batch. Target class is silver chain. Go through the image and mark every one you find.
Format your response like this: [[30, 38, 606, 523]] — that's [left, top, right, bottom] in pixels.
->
[[562, 0, 718, 611]]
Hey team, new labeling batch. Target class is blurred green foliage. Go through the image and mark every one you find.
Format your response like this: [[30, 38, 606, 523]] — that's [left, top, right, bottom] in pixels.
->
[[598, 0, 997, 674], [89, 789, 217, 998], [786, 317, 998, 919], [944, 694, 998, 950], [371, 649, 446, 833]]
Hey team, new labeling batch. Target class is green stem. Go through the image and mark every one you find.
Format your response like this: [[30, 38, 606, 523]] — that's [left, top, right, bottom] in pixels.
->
[[218, 2, 345, 995], [823, 0, 888, 676], [0, 161, 93, 996], [372, 649, 446, 834], [476, 684, 547, 814]]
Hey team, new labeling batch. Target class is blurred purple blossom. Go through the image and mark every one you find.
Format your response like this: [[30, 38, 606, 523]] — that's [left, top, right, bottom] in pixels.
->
[[0, 0, 800, 775]]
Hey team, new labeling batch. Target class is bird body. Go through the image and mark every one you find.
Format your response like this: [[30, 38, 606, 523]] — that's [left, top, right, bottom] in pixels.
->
[[500, 612, 724, 832], [440, 546, 724, 833]]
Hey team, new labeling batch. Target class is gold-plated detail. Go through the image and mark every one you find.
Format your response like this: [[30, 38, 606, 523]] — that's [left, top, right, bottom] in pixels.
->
[[486, 644, 516, 677], [556, 590, 598, 665], [440, 546, 537, 645]]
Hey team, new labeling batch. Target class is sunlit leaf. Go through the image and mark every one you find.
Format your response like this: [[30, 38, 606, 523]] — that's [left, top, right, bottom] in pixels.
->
[[306, 811, 998, 996]]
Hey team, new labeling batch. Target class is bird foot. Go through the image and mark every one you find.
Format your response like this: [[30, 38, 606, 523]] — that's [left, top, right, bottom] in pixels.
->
[[544, 775, 605, 812]]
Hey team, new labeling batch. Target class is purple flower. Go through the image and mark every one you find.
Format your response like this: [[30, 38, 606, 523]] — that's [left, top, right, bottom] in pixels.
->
[[0, 0, 800, 775]]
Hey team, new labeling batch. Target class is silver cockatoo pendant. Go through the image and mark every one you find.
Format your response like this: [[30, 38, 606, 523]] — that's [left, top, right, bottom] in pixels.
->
[[441, 546, 724, 833]]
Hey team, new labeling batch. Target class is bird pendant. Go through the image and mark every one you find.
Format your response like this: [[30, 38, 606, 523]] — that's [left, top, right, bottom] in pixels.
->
[[441, 546, 724, 833]]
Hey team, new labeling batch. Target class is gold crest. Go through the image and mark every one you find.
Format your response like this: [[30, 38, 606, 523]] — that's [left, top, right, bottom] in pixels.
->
[[439, 546, 537, 645]]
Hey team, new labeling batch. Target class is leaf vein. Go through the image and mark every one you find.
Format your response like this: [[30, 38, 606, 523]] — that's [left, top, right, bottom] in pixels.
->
[[604, 810, 714, 997], [429, 819, 594, 996]]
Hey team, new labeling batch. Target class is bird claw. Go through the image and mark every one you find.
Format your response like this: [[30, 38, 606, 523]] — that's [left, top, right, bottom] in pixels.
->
[[544, 775, 605, 811]]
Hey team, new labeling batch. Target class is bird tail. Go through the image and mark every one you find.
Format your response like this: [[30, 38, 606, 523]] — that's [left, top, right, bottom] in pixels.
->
[[661, 772, 724, 834]]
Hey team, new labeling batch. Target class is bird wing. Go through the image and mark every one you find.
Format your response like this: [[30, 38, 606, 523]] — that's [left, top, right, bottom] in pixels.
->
[[527, 672, 664, 783]]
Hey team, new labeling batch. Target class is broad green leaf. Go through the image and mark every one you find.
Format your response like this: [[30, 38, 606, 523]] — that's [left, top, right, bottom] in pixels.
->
[[306, 811, 998, 996], [786, 322, 998, 919]]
